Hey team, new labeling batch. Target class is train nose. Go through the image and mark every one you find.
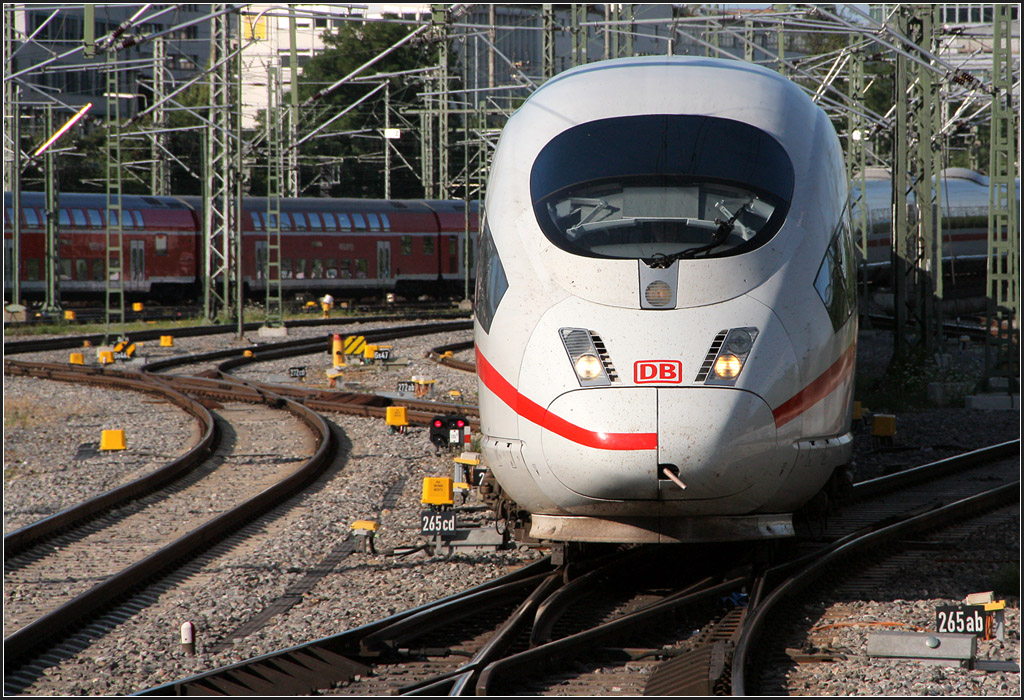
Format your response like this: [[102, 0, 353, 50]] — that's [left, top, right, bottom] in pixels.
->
[[541, 387, 786, 511], [655, 388, 784, 508]]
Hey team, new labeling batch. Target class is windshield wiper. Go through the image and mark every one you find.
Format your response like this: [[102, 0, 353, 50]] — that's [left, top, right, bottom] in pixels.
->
[[645, 200, 752, 268]]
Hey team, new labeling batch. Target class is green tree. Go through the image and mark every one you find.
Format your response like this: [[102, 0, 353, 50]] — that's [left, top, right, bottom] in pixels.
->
[[289, 18, 437, 198]]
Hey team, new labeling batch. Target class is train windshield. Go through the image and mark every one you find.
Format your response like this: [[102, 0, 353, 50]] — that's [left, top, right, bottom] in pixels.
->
[[531, 115, 793, 262]]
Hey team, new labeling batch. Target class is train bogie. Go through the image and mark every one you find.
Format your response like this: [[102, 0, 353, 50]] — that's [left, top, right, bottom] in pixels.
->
[[476, 56, 858, 543]]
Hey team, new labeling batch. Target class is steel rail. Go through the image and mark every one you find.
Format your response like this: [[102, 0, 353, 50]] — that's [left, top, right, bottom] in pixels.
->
[[134, 557, 555, 696], [2, 363, 218, 557], [2, 313, 470, 355], [731, 480, 1020, 696], [3, 376, 336, 674]]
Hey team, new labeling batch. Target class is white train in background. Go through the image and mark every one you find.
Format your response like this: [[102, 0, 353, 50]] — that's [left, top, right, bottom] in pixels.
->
[[474, 56, 859, 544]]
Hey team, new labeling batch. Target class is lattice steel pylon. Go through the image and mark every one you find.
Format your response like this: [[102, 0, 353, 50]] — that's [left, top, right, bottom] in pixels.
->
[[203, 6, 242, 328], [105, 62, 126, 341], [5, 5, 22, 306], [984, 3, 1020, 389], [264, 66, 284, 329]]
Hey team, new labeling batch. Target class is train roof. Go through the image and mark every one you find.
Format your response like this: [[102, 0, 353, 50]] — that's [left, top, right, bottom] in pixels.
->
[[5, 191, 193, 209]]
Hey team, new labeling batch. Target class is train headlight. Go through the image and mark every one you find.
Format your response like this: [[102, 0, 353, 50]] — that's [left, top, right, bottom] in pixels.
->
[[644, 280, 673, 307], [560, 328, 614, 387], [713, 354, 743, 379], [701, 327, 759, 386], [574, 354, 603, 380]]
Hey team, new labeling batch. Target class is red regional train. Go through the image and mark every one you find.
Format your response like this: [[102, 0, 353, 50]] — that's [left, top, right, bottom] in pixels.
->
[[3, 192, 478, 302]]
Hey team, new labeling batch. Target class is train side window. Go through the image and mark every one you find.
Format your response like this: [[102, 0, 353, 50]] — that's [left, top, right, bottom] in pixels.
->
[[380, 213, 390, 231], [295, 258, 306, 278], [60, 259, 72, 281], [401, 236, 413, 255], [59, 209, 71, 226], [71, 209, 87, 227], [423, 237, 435, 255], [293, 212, 307, 230], [281, 259, 293, 279], [107, 210, 119, 227], [122, 211, 134, 229], [352, 213, 367, 231], [322, 212, 336, 230], [311, 259, 324, 278], [155, 235, 168, 256], [26, 258, 40, 281], [24, 208, 40, 227], [88, 209, 103, 227], [133, 211, 145, 227], [367, 213, 380, 231], [266, 212, 278, 229], [339, 258, 351, 278], [354, 258, 367, 278], [309, 212, 322, 229], [252, 211, 263, 230], [75, 258, 88, 280], [92, 259, 105, 281], [337, 213, 352, 231], [280, 213, 292, 231], [326, 258, 337, 278]]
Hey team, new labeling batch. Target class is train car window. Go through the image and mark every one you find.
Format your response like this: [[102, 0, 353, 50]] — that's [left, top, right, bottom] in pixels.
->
[[295, 258, 306, 279], [27, 258, 40, 281], [252, 211, 263, 230], [88, 209, 103, 227], [24, 208, 40, 227], [380, 213, 391, 231], [336, 213, 352, 230], [155, 235, 168, 256], [92, 259, 105, 281], [59, 209, 71, 226], [423, 237, 435, 255], [352, 213, 367, 231], [75, 259, 88, 280], [122, 212, 134, 229], [266, 212, 278, 229], [282, 259, 293, 279], [322, 212, 337, 230], [309, 212, 322, 229], [401, 236, 413, 255], [339, 259, 352, 278], [326, 259, 337, 278], [475, 220, 508, 334], [71, 209, 87, 227], [133, 211, 145, 227], [814, 219, 857, 332], [107, 210, 119, 227], [531, 114, 792, 262], [293, 212, 307, 230], [311, 259, 324, 278], [355, 258, 368, 278], [367, 213, 380, 231], [280, 213, 292, 231], [60, 259, 72, 281]]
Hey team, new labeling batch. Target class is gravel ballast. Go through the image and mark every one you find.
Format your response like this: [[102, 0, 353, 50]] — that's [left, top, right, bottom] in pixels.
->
[[3, 320, 1018, 695]]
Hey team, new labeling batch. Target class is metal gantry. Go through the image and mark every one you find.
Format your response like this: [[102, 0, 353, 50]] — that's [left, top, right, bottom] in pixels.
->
[[2, 4, 1018, 387], [984, 3, 1020, 389]]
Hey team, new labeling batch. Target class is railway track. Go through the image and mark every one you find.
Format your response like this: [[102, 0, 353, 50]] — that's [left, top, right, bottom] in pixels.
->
[[132, 440, 1017, 696], [3, 319, 478, 692]]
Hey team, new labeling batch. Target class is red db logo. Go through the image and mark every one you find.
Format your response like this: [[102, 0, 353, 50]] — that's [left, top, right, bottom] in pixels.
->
[[634, 360, 683, 384]]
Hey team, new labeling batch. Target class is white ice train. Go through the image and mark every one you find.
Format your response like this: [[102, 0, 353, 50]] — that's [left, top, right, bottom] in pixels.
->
[[474, 56, 858, 544]]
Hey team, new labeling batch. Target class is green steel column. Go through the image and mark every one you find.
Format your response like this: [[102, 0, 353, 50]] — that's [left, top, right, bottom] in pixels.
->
[[287, 3, 299, 197], [891, 8, 910, 361], [151, 35, 168, 195], [42, 105, 62, 315], [105, 62, 126, 341], [542, 4, 555, 80], [984, 4, 1020, 388], [264, 66, 284, 329], [5, 6, 22, 305]]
